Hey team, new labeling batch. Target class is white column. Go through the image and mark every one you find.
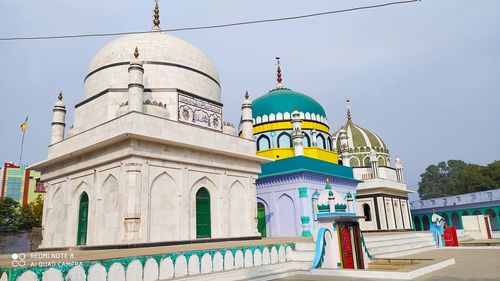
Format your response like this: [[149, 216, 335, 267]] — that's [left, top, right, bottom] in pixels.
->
[[51, 92, 66, 144], [291, 110, 304, 156], [123, 162, 142, 242], [128, 49, 144, 112], [241, 92, 254, 140]]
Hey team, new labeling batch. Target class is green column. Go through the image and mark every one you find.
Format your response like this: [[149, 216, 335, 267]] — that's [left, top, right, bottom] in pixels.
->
[[298, 187, 312, 237]]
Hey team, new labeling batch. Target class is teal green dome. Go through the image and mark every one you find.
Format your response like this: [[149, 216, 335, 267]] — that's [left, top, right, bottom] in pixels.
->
[[252, 88, 326, 120]]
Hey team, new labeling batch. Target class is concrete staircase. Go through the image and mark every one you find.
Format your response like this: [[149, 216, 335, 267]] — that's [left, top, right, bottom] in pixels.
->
[[286, 241, 316, 263], [363, 232, 436, 258]]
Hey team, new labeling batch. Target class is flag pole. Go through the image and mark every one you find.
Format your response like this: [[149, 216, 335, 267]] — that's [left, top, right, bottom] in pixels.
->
[[19, 130, 25, 166]]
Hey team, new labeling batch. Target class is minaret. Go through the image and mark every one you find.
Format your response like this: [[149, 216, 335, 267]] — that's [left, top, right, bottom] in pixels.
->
[[395, 156, 405, 183], [152, 0, 161, 31], [291, 109, 304, 156], [370, 149, 379, 178], [337, 128, 349, 166], [51, 92, 66, 144], [241, 91, 254, 140], [128, 47, 144, 112]]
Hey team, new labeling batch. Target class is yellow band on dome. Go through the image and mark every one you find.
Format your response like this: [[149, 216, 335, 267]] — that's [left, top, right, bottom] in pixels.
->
[[253, 121, 330, 134]]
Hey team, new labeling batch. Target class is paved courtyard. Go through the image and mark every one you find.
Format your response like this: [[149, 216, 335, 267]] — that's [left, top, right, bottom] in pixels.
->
[[275, 248, 500, 281]]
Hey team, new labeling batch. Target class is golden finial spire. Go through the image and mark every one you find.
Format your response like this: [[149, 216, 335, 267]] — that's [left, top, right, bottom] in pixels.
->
[[345, 98, 352, 122], [276, 57, 284, 89], [134, 47, 140, 59], [326, 178, 330, 185], [58, 91, 63, 101], [153, 0, 161, 31]]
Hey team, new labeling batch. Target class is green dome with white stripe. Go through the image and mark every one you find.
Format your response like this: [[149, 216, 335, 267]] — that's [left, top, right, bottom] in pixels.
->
[[333, 117, 390, 167]]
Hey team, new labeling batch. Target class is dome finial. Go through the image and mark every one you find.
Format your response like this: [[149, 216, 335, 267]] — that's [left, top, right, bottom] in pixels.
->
[[152, 0, 161, 31], [134, 47, 140, 59], [345, 98, 352, 122], [276, 57, 284, 89]]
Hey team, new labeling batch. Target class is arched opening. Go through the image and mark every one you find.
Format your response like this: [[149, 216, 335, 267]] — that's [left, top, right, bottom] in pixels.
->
[[414, 216, 422, 231], [277, 132, 292, 148], [473, 210, 481, 215], [196, 188, 211, 238], [150, 173, 178, 242], [257, 135, 271, 151], [363, 157, 370, 166], [303, 133, 311, 147], [257, 202, 267, 237], [441, 213, 450, 225], [350, 157, 360, 167], [77, 192, 89, 246], [422, 215, 430, 230], [486, 209, 499, 231], [378, 157, 385, 166], [462, 211, 469, 216], [451, 212, 462, 229], [277, 194, 296, 236], [327, 137, 333, 151], [363, 204, 372, 221], [317, 134, 326, 149], [338, 159, 343, 165]]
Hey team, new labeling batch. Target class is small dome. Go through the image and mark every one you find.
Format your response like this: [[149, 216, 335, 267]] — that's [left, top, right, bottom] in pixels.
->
[[84, 32, 220, 102], [334, 121, 386, 149], [333, 119, 390, 167], [252, 88, 327, 123]]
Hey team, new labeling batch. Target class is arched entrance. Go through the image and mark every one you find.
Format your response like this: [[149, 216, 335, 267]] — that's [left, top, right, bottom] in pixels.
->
[[441, 213, 450, 225], [196, 188, 211, 238], [363, 204, 372, 221], [451, 212, 462, 229], [422, 215, 430, 230], [486, 209, 499, 231], [414, 216, 422, 231], [257, 202, 267, 237], [77, 192, 89, 246]]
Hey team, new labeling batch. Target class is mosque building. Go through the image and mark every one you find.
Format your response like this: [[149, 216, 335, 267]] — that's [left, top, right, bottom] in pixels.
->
[[31, 3, 267, 248], [333, 105, 412, 231], [246, 60, 412, 236]]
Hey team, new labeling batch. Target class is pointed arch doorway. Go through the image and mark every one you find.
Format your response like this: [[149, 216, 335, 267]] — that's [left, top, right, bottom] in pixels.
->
[[196, 188, 211, 238], [77, 192, 89, 246], [257, 202, 267, 237]]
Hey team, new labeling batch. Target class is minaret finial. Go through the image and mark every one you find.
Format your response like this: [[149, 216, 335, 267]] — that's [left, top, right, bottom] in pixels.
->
[[134, 46, 139, 59], [276, 57, 283, 89], [58, 91, 63, 101], [345, 98, 352, 122], [153, 0, 161, 31], [134, 47, 140, 59], [245, 91, 249, 100]]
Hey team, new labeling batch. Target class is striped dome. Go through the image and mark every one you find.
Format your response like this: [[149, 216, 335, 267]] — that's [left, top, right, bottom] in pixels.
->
[[333, 120, 390, 167]]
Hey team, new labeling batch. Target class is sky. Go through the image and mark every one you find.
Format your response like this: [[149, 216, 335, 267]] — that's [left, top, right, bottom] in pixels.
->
[[0, 0, 499, 200]]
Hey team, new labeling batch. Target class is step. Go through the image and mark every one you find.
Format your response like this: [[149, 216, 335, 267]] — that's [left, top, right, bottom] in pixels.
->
[[369, 240, 436, 256], [375, 246, 437, 258], [365, 235, 435, 248], [368, 263, 407, 270], [286, 250, 315, 262], [363, 232, 433, 243], [294, 242, 315, 252]]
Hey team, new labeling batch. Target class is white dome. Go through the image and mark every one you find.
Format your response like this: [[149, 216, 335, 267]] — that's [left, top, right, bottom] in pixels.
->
[[83, 32, 221, 102]]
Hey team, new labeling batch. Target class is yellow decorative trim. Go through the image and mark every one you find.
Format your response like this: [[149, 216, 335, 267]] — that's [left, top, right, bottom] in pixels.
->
[[253, 121, 330, 134], [256, 147, 338, 163]]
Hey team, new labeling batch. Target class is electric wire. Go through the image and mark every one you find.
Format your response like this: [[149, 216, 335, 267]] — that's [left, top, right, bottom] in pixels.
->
[[0, 0, 420, 42]]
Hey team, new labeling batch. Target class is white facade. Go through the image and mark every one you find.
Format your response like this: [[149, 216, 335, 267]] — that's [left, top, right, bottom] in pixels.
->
[[32, 31, 266, 248]]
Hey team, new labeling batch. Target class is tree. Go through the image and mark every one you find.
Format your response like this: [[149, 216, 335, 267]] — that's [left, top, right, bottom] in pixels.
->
[[418, 160, 499, 199], [0, 197, 20, 231]]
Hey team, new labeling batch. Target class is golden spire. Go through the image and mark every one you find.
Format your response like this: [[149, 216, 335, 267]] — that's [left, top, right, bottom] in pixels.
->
[[346, 98, 352, 122], [276, 57, 283, 89], [326, 178, 330, 185], [153, 0, 161, 31], [134, 47, 140, 59]]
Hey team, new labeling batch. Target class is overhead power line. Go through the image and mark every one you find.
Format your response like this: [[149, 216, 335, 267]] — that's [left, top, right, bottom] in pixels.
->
[[0, 0, 420, 41]]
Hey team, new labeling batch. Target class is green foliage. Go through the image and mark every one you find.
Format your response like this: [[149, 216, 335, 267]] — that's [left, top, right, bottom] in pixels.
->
[[0, 197, 20, 230], [0, 195, 44, 232], [418, 160, 499, 199]]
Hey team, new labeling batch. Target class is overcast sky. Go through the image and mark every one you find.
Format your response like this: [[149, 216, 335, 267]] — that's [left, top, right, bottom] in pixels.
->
[[0, 0, 499, 200]]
